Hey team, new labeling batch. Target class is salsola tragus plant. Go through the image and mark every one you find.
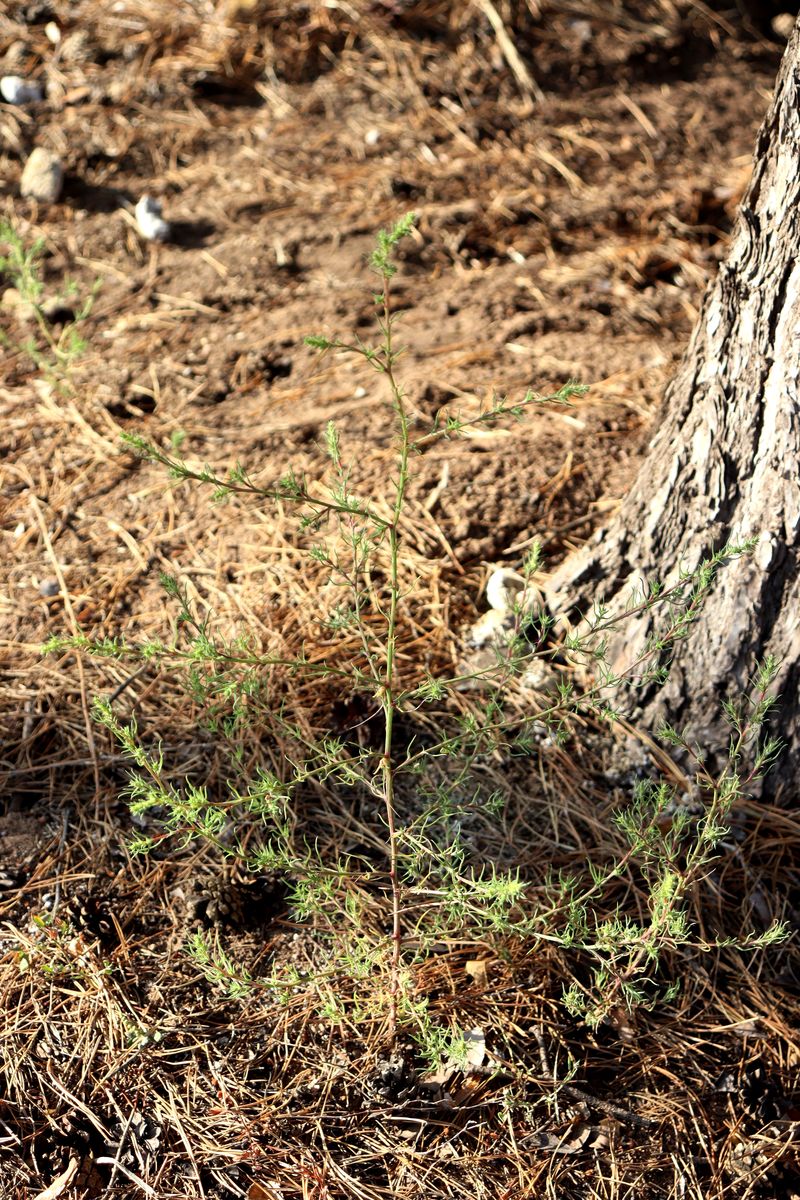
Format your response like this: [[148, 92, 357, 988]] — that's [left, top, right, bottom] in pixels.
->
[[46, 214, 787, 1047], [0, 219, 98, 389]]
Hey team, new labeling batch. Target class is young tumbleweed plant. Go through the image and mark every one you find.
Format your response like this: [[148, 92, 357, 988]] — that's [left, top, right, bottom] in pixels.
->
[[49, 215, 786, 1058], [0, 220, 99, 389]]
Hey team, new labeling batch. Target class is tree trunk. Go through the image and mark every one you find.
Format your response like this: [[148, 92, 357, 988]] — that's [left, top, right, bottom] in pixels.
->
[[545, 26, 800, 786]]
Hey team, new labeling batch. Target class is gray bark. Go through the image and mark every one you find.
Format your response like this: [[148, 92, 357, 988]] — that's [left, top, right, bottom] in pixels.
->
[[545, 27, 800, 786]]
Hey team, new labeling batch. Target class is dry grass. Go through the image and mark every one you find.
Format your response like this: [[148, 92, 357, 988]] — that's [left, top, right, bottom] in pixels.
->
[[1, 750, 798, 1198]]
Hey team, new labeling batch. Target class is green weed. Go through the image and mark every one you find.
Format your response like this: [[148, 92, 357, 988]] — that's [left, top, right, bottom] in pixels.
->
[[0, 219, 98, 389], [45, 215, 786, 1064]]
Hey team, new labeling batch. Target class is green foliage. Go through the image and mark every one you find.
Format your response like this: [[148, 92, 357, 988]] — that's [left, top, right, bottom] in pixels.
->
[[369, 211, 417, 279], [186, 930, 252, 999], [50, 214, 786, 1045], [0, 219, 98, 389]]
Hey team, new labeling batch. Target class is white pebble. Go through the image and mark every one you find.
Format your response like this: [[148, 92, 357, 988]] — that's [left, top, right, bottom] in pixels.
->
[[569, 19, 593, 43], [486, 568, 527, 613], [20, 148, 64, 203], [771, 13, 796, 39], [135, 195, 170, 242], [469, 607, 511, 649], [365, 128, 380, 146], [0, 76, 44, 105]]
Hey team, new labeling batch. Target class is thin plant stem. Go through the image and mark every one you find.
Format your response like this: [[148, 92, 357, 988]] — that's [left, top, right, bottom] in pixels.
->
[[380, 270, 410, 1036]]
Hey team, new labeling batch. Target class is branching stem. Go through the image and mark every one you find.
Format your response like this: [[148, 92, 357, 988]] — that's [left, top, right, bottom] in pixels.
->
[[379, 271, 410, 1037]]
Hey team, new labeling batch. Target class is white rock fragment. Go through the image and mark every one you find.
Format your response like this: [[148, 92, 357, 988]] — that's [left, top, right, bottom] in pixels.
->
[[20, 147, 64, 203], [0, 75, 44, 105], [771, 13, 796, 39], [467, 566, 546, 653], [45, 21, 61, 44], [134, 195, 170, 242], [519, 657, 557, 692], [364, 127, 380, 146], [485, 568, 527, 613], [463, 1026, 486, 1070], [469, 607, 513, 649], [569, 19, 593, 44]]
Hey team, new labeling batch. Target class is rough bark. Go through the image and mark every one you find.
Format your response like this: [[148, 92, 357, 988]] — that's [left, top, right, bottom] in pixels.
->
[[546, 27, 800, 786]]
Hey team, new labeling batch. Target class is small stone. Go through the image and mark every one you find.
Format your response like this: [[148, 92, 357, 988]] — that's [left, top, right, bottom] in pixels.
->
[[519, 658, 556, 691], [771, 13, 796, 39], [20, 148, 64, 203], [39, 579, 59, 597], [134, 195, 170, 242], [569, 19, 593, 43], [486, 568, 526, 613], [365, 128, 380, 146], [468, 607, 513, 649], [45, 21, 61, 44], [0, 75, 44, 105]]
